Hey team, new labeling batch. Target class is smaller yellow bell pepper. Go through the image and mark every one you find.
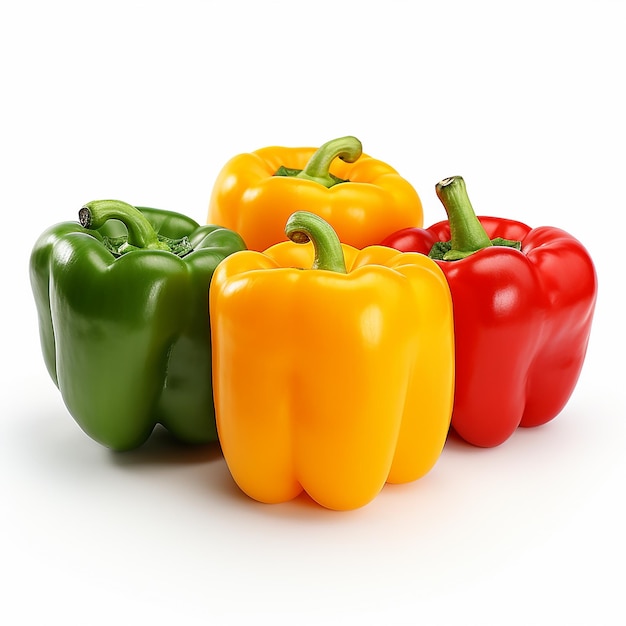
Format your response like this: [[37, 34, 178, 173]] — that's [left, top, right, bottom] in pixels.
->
[[210, 211, 454, 511], [207, 136, 423, 251]]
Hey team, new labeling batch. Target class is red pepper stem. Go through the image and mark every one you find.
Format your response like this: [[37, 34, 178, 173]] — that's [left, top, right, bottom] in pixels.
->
[[435, 176, 493, 260], [285, 211, 347, 273], [297, 136, 362, 188], [79, 200, 170, 252]]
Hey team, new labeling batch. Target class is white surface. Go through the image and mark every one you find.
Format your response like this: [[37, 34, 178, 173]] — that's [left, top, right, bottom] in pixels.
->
[[2, 1, 624, 624]]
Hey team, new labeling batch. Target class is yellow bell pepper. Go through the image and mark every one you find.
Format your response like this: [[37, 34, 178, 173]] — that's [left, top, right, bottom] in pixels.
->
[[209, 211, 454, 511], [207, 135, 423, 251]]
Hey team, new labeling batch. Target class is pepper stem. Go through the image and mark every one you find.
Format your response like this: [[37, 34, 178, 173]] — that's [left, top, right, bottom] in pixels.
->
[[435, 176, 493, 260], [296, 136, 362, 187], [285, 211, 347, 273], [79, 200, 170, 252]]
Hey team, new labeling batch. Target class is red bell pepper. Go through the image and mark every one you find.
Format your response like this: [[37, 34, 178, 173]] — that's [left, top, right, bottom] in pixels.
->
[[381, 176, 597, 447]]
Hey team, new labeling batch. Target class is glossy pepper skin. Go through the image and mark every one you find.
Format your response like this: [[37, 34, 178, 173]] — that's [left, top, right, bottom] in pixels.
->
[[30, 200, 246, 451], [382, 176, 597, 448], [210, 211, 454, 511], [207, 135, 423, 252]]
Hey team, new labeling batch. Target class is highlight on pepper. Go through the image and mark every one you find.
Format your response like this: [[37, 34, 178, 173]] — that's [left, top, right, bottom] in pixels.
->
[[209, 210, 455, 510]]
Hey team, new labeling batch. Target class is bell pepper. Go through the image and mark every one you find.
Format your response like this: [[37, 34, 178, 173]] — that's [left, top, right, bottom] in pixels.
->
[[381, 176, 597, 448], [30, 200, 247, 451], [207, 135, 423, 251], [209, 210, 454, 510]]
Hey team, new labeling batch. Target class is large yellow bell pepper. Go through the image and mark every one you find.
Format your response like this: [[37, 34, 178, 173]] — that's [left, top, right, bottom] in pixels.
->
[[207, 136, 423, 251], [209, 211, 454, 511]]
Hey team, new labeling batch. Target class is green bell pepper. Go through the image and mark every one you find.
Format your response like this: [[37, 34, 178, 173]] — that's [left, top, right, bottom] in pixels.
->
[[30, 199, 247, 451]]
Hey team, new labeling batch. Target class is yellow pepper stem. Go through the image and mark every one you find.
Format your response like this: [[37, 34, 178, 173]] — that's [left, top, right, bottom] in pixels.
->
[[285, 211, 347, 273], [296, 136, 363, 187]]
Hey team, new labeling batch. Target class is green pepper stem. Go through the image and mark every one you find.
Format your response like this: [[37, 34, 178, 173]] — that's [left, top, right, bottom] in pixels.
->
[[79, 200, 170, 252], [297, 136, 362, 187], [435, 176, 493, 260], [285, 211, 347, 273]]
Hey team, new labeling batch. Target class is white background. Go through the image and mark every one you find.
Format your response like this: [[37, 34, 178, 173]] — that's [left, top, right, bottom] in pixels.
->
[[2, 1, 624, 624]]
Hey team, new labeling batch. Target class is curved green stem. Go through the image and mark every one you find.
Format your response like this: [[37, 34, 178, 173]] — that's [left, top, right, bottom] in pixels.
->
[[296, 136, 362, 187], [79, 200, 170, 252], [435, 176, 493, 260], [285, 211, 347, 273]]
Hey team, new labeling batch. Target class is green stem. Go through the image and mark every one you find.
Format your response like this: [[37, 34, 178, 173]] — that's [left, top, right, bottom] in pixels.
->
[[285, 211, 347, 273], [79, 200, 170, 252], [296, 136, 362, 187], [435, 176, 493, 260]]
